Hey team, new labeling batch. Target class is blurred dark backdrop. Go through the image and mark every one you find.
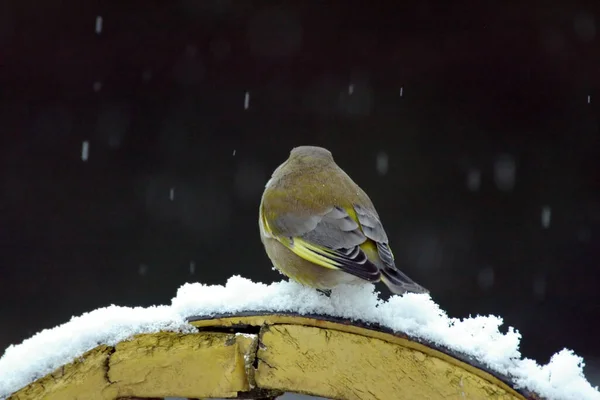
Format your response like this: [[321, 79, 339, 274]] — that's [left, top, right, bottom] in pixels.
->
[[1, 0, 599, 383]]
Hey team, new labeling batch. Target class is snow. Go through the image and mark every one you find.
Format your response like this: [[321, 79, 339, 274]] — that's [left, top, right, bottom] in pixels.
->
[[467, 168, 482, 191], [244, 91, 250, 110], [95, 16, 103, 34], [541, 206, 552, 228], [375, 151, 388, 175], [80, 140, 90, 161], [1, 276, 598, 400]]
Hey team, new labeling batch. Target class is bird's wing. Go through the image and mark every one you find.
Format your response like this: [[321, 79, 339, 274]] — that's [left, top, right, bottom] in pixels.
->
[[354, 204, 429, 294], [353, 204, 391, 260], [353, 204, 388, 241], [264, 205, 380, 282]]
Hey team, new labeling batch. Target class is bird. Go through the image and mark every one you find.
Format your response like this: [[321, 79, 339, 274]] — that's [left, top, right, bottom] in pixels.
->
[[259, 145, 429, 295]]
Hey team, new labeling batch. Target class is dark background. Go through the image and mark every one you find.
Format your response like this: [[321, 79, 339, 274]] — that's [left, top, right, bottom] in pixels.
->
[[1, 0, 599, 384]]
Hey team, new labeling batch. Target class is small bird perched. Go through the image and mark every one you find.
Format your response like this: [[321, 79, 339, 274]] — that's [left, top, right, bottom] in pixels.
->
[[259, 145, 429, 295]]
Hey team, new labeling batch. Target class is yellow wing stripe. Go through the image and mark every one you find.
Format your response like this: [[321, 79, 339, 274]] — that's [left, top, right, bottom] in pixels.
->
[[344, 205, 360, 227], [261, 202, 343, 271], [280, 237, 342, 271], [349, 204, 394, 260]]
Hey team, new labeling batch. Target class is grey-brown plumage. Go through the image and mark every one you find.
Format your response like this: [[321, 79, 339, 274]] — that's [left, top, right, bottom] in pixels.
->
[[259, 146, 429, 295]]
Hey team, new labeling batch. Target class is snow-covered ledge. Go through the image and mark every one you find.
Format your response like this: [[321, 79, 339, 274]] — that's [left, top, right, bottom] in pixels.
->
[[1, 277, 598, 400]]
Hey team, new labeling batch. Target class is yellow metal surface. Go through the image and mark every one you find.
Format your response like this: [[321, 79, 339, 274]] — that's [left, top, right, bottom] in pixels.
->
[[8, 345, 114, 400], [8, 331, 256, 400], [190, 314, 525, 399], [256, 324, 521, 400], [7, 313, 535, 400], [107, 331, 253, 399]]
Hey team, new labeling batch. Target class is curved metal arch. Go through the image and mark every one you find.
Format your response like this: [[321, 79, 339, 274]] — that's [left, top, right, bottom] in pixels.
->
[[9, 313, 541, 400]]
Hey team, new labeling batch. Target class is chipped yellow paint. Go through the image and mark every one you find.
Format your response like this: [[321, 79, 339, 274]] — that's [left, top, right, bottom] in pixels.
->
[[8, 332, 257, 400], [234, 333, 260, 388], [255, 324, 520, 400], [107, 331, 252, 399], [8, 345, 115, 400], [8, 313, 537, 400], [190, 314, 526, 399]]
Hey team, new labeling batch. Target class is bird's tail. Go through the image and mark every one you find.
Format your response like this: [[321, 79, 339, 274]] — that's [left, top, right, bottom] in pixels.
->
[[380, 267, 429, 295]]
